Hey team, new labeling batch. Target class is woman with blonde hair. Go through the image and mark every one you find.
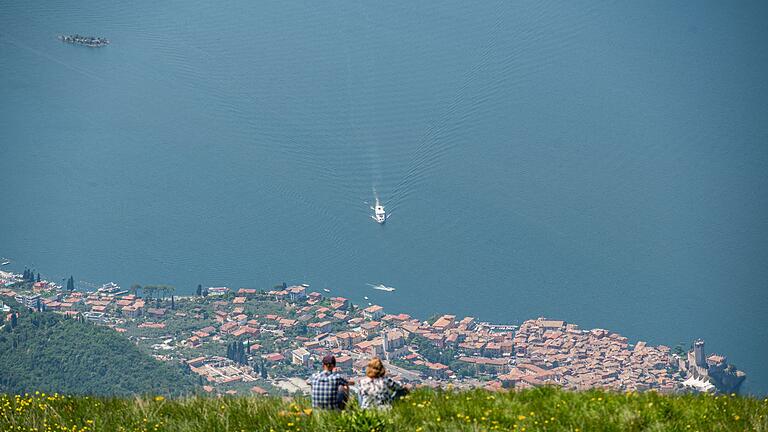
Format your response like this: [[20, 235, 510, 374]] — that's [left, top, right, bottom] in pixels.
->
[[355, 357, 406, 409]]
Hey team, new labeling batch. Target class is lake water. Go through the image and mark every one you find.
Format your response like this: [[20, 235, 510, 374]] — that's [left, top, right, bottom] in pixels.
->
[[1, 0, 767, 394]]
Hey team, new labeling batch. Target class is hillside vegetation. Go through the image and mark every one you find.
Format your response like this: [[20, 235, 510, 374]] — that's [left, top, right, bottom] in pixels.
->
[[0, 306, 196, 396], [1, 387, 766, 432]]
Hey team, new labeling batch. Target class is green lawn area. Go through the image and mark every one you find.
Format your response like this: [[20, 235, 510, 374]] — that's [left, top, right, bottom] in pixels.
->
[[1, 387, 766, 431]]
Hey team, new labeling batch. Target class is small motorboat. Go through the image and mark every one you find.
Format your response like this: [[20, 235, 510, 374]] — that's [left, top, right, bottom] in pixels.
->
[[368, 283, 396, 292]]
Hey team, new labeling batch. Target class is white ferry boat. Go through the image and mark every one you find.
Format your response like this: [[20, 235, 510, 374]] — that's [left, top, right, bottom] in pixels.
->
[[97, 282, 122, 294], [371, 198, 386, 224]]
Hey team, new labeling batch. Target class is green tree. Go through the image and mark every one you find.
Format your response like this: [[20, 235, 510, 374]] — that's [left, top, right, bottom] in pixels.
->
[[143, 285, 156, 300]]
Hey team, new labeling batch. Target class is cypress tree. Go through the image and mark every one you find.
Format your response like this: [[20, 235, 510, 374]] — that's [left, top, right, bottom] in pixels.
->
[[196, 284, 202, 297], [10, 313, 17, 328], [36, 273, 41, 283]]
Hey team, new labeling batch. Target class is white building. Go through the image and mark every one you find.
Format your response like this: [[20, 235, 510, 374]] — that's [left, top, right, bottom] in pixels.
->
[[207, 286, 230, 296], [292, 348, 311, 367], [363, 305, 384, 321]]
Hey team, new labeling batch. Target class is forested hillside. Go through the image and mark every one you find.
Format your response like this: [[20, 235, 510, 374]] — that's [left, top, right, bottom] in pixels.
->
[[0, 306, 196, 396]]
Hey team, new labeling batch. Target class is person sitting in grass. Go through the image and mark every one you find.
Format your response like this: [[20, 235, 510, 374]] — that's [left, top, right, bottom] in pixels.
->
[[308, 355, 354, 409], [355, 357, 407, 409]]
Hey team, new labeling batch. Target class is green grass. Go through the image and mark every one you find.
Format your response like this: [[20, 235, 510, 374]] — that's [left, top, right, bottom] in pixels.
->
[[2, 387, 766, 431]]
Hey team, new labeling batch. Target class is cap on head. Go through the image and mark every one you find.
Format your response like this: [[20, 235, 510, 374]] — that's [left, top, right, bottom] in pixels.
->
[[322, 355, 336, 366]]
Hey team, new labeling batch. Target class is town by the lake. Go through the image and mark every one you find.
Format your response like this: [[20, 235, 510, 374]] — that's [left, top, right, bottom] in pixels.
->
[[0, 268, 746, 397]]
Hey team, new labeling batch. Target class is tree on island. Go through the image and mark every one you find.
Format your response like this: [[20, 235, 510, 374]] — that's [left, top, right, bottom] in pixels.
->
[[66, 276, 75, 291], [36, 273, 41, 283]]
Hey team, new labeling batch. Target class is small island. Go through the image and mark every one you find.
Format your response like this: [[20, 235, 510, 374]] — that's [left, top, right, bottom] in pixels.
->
[[57, 34, 109, 47]]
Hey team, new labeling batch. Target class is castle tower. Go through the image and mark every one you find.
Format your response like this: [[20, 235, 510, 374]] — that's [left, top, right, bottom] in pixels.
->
[[693, 339, 706, 368]]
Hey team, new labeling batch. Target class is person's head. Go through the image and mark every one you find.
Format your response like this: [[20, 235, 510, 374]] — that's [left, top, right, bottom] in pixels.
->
[[322, 354, 336, 371], [366, 357, 386, 379]]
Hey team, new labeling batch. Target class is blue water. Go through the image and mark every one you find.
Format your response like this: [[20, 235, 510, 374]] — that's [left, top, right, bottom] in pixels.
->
[[1, 0, 767, 394]]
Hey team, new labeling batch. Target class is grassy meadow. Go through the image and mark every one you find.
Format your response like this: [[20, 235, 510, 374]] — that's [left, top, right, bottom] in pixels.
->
[[1, 387, 766, 432]]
